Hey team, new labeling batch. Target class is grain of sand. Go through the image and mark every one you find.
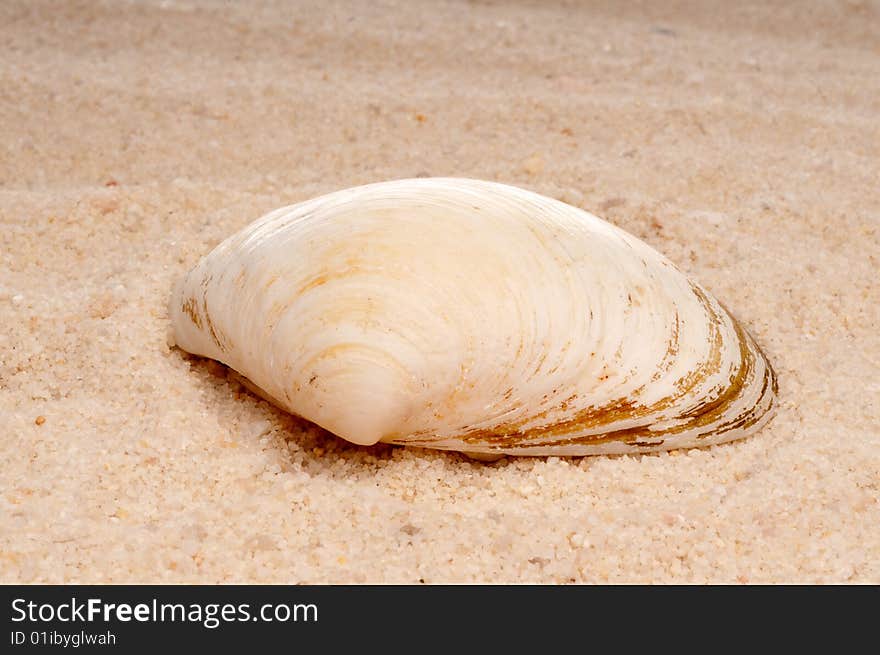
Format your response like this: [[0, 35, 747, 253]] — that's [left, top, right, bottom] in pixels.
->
[[2, 0, 879, 583]]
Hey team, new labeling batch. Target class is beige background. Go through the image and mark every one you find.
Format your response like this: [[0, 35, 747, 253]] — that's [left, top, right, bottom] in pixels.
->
[[2, 0, 878, 582]]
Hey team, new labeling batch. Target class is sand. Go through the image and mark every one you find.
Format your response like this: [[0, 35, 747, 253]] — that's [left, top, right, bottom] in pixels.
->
[[2, 0, 878, 583]]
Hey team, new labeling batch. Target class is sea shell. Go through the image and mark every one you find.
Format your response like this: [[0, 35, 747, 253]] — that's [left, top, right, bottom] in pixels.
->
[[170, 178, 776, 456]]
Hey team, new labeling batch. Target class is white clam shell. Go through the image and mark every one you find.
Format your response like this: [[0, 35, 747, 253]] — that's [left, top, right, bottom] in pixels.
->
[[170, 178, 776, 456]]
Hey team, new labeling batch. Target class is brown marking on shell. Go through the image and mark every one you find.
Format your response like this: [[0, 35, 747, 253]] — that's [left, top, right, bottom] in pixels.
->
[[203, 309, 229, 353], [707, 327, 777, 437], [673, 287, 725, 396], [265, 299, 289, 332], [652, 311, 680, 380], [263, 273, 280, 290], [633, 439, 664, 448], [401, 283, 775, 453], [200, 275, 230, 353], [461, 314, 770, 452], [297, 273, 331, 295], [180, 296, 202, 329], [405, 294, 696, 448]]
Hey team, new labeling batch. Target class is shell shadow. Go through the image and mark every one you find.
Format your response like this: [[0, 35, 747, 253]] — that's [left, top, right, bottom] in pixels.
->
[[178, 352, 510, 467]]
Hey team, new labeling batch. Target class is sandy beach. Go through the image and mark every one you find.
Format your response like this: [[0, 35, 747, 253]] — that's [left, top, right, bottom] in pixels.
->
[[2, 0, 878, 583]]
